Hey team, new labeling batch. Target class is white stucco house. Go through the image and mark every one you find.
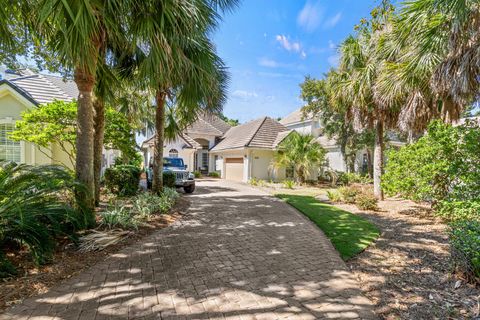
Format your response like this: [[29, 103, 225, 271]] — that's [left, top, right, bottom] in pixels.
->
[[0, 67, 119, 171]]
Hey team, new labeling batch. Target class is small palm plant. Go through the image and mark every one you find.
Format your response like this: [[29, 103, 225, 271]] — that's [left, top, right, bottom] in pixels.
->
[[0, 162, 84, 272], [274, 133, 326, 184]]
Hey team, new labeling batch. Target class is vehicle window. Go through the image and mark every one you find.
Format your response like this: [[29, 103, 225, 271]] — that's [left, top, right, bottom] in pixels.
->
[[164, 158, 184, 167]]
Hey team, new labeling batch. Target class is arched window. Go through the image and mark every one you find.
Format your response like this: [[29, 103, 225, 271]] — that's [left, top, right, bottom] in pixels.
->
[[168, 148, 179, 158]]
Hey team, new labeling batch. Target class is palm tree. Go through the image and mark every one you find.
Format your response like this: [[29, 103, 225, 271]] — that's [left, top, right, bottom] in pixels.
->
[[274, 134, 326, 184], [27, 0, 133, 212], [130, 0, 235, 194], [396, 0, 479, 116]]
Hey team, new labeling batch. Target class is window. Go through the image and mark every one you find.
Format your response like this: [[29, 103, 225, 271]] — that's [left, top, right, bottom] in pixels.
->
[[0, 123, 21, 162], [168, 148, 179, 158], [201, 152, 208, 168]]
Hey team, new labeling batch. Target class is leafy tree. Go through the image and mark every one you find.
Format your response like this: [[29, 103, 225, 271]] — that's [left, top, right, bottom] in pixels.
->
[[274, 133, 326, 184], [219, 113, 239, 127], [300, 76, 374, 174], [10, 100, 137, 167]]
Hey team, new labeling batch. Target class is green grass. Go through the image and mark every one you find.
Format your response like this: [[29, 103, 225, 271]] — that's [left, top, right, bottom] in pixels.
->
[[276, 194, 380, 260]]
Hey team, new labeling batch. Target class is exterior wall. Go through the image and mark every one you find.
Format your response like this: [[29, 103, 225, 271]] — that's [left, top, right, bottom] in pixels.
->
[[144, 138, 195, 171], [324, 147, 347, 172]]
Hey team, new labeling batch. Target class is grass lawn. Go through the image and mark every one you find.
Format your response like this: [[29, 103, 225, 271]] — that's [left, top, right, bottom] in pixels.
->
[[276, 194, 380, 260]]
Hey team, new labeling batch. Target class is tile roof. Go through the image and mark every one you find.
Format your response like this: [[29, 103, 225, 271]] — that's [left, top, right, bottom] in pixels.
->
[[280, 108, 312, 125], [211, 117, 289, 152], [185, 113, 231, 136], [141, 133, 201, 149], [3, 69, 78, 104]]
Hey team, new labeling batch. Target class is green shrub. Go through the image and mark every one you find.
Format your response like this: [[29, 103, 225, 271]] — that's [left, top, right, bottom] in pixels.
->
[[326, 190, 341, 202], [99, 205, 138, 230], [208, 171, 220, 178], [339, 172, 372, 185], [338, 186, 360, 204], [0, 162, 84, 272], [436, 200, 480, 221], [132, 188, 179, 218], [383, 120, 480, 205], [0, 253, 17, 278], [193, 171, 202, 178], [104, 165, 141, 196], [355, 191, 378, 211], [283, 179, 295, 189], [249, 178, 259, 186], [162, 171, 176, 188], [449, 220, 480, 281]]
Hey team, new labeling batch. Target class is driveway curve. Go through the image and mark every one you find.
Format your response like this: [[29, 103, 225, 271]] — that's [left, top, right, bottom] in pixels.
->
[[2, 179, 375, 320]]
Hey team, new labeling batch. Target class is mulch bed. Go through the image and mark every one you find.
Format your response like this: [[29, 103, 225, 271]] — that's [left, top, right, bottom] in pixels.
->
[[0, 196, 190, 312], [334, 199, 480, 320]]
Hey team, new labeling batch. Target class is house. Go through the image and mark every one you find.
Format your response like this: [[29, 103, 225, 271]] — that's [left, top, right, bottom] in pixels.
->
[[210, 117, 290, 181], [279, 108, 352, 172], [280, 108, 406, 175], [142, 115, 292, 182], [141, 113, 231, 173], [0, 67, 119, 169]]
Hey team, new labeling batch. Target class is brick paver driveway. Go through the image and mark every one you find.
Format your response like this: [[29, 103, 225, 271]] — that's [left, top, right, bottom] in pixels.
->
[[2, 179, 375, 320]]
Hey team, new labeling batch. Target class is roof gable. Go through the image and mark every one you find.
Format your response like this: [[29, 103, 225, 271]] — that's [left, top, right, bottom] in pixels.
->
[[0, 80, 38, 107]]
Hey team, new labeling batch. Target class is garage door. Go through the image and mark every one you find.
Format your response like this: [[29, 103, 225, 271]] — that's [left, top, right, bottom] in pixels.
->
[[225, 158, 244, 181]]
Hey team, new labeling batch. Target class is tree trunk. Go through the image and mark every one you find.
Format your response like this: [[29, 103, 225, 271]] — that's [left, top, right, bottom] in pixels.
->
[[74, 66, 96, 221], [93, 98, 105, 205], [366, 149, 373, 178], [373, 120, 384, 200], [152, 90, 167, 194]]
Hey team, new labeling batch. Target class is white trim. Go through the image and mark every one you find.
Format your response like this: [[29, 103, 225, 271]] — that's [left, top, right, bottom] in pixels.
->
[[0, 84, 37, 109]]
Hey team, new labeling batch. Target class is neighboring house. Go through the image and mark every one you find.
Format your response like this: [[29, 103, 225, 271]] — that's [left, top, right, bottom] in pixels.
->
[[0, 67, 119, 170], [279, 108, 351, 172], [280, 108, 405, 175], [141, 113, 231, 173]]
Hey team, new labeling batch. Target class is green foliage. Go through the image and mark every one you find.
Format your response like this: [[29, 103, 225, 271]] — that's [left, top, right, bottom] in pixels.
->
[[193, 171, 202, 178], [0, 253, 17, 278], [104, 165, 141, 196], [162, 171, 176, 188], [99, 205, 138, 230], [218, 113, 239, 127], [383, 121, 480, 208], [114, 152, 143, 168], [277, 194, 380, 260], [339, 172, 373, 185], [208, 171, 220, 178], [0, 162, 84, 273], [326, 190, 342, 203], [10, 101, 138, 167], [274, 133, 326, 183], [355, 192, 378, 211], [436, 201, 480, 222], [249, 178, 265, 187], [449, 220, 480, 281], [132, 189, 179, 218], [283, 179, 295, 189]]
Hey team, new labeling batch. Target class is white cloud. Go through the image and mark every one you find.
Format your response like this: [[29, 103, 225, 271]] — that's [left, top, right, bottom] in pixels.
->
[[232, 90, 258, 100], [328, 40, 336, 50], [297, 1, 324, 32], [275, 35, 306, 58], [324, 12, 342, 28], [258, 57, 279, 68]]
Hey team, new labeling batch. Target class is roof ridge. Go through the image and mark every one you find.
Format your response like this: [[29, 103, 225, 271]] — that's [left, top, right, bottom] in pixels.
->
[[199, 117, 223, 135], [245, 116, 268, 147]]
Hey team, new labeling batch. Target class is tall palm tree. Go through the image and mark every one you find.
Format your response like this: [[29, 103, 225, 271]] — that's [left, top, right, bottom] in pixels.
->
[[130, 0, 235, 194], [274, 134, 326, 184], [30, 0, 132, 212]]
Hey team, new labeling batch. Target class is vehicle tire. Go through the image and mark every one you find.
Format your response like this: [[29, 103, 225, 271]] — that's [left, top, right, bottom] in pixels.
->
[[184, 184, 195, 193]]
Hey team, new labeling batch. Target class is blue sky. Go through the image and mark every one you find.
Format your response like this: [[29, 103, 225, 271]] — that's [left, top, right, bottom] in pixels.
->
[[214, 0, 378, 123]]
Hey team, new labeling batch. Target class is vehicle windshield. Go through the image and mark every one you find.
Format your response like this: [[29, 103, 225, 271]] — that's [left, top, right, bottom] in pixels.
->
[[163, 158, 184, 168]]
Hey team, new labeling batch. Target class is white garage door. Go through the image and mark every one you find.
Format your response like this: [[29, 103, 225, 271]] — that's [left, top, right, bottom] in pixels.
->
[[225, 158, 244, 181]]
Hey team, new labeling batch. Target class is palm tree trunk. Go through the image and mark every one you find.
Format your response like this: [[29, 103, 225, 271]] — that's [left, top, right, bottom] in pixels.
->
[[152, 90, 167, 194], [93, 98, 105, 205], [74, 66, 96, 219], [367, 149, 373, 178], [373, 120, 384, 200]]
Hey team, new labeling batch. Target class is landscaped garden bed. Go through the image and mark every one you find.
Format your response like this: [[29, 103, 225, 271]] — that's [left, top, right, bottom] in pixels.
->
[[0, 193, 189, 312], [255, 181, 480, 319]]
